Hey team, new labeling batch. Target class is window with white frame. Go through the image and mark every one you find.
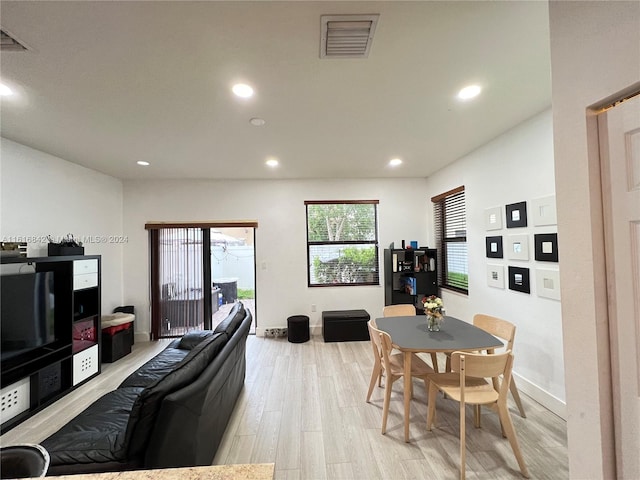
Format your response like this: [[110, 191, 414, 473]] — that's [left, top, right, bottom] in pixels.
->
[[305, 200, 379, 287]]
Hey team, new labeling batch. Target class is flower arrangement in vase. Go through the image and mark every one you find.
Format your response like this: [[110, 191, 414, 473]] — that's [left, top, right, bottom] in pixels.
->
[[422, 295, 444, 331]]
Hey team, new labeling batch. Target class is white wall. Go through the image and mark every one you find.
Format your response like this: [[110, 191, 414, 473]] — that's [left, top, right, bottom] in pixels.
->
[[549, 1, 640, 478], [122, 178, 429, 338], [0, 138, 124, 313], [424, 109, 565, 416]]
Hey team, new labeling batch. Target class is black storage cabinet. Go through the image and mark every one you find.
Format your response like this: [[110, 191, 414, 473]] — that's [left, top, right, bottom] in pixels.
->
[[322, 309, 370, 342]]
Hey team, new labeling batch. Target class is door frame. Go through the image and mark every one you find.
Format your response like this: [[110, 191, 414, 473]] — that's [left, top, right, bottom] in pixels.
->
[[590, 86, 640, 478]]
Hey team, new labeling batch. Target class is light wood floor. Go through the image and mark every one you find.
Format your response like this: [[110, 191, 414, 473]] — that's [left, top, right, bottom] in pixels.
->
[[1, 335, 568, 479]]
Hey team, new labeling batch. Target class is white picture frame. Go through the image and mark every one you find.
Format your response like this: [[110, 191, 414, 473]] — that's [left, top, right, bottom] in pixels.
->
[[486, 264, 505, 289], [536, 268, 561, 300], [531, 195, 557, 226], [484, 206, 503, 231], [507, 234, 529, 261]]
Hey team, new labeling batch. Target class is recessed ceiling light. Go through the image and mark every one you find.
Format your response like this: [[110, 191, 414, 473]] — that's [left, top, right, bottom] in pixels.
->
[[232, 83, 254, 98], [249, 117, 266, 126], [457, 85, 482, 100], [137, 161, 150, 166], [0, 83, 13, 96], [265, 158, 279, 168], [389, 158, 402, 167]]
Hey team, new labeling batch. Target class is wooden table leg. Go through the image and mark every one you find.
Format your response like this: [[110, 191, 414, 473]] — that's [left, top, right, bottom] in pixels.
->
[[404, 351, 412, 442], [430, 352, 439, 373]]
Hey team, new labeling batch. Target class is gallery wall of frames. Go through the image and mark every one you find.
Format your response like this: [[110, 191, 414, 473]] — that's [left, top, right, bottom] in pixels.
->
[[484, 195, 559, 300]]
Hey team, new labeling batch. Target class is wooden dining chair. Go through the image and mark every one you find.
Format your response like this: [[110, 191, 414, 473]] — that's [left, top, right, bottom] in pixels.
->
[[444, 314, 526, 418], [366, 320, 434, 434], [366, 316, 406, 394], [473, 314, 526, 418], [383, 304, 439, 371], [426, 351, 530, 480], [382, 304, 416, 317]]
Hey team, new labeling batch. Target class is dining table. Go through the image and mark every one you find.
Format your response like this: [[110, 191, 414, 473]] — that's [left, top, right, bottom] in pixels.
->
[[376, 315, 504, 442]]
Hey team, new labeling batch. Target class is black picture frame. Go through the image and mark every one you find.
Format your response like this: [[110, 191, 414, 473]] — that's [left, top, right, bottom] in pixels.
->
[[508, 266, 530, 294], [534, 233, 559, 262], [506, 201, 528, 228], [485, 236, 503, 258]]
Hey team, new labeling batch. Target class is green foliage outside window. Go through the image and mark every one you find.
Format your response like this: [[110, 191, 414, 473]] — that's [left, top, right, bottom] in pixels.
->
[[313, 246, 377, 284], [237, 288, 255, 299], [307, 203, 376, 242], [447, 272, 468, 290]]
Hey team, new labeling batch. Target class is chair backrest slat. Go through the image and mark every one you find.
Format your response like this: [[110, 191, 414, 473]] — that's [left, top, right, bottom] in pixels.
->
[[383, 304, 416, 317], [451, 351, 510, 379], [473, 314, 515, 351], [368, 320, 393, 366]]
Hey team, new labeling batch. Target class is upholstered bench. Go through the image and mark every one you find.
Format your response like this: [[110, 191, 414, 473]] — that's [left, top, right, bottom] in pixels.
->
[[101, 312, 135, 363], [322, 310, 370, 342]]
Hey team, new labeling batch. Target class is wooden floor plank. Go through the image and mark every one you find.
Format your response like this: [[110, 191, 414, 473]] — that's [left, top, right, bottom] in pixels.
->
[[300, 431, 328, 480], [301, 364, 322, 432], [250, 410, 282, 464], [275, 377, 302, 470], [326, 462, 356, 480]]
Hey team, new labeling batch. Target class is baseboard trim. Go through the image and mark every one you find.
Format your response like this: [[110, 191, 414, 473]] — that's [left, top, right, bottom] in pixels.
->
[[134, 332, 150, 343], [512, 371, 566, 420]]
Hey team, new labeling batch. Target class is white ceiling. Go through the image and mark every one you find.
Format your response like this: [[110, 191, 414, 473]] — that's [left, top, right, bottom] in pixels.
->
[[0, 1, 551, 180]]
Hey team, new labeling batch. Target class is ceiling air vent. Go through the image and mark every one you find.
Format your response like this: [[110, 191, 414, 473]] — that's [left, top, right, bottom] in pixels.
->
[[320, 14, 379, 59], [1, 29, 30, 51]]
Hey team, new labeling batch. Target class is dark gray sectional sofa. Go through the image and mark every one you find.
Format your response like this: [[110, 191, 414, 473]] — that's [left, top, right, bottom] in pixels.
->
[[41, 302, 252, 476]]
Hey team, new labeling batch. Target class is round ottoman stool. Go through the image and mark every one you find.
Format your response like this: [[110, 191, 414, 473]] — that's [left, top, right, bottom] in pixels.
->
[[287, 315, 310, 343]]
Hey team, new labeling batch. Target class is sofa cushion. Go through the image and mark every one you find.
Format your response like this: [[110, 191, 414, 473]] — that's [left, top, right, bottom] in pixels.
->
[[119, 347, 190, 389], [213, 302, 246, 338], [124, 332, 228, 457], [42, 387, 144, 466], [178, 330, 214, 350]]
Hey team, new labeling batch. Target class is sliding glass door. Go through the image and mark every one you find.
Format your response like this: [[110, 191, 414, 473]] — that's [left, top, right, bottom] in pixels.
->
[[148, 222, 257, 339]]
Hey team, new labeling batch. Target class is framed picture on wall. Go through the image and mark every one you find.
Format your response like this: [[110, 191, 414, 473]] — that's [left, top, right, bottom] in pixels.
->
[[484, 206, 503, 231], [485, 236, 503, 258], [536, 268, 561, 300], [531, 195, 557, 226], [506, 201, 528, 228], [487, 264, 505, 289], [506, 234, 529, 261], [508, 266, 530, 294], [534, 233, 559, 262]]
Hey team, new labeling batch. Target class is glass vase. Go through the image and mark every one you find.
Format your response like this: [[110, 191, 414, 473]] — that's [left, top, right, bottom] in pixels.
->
[[427, 314, 443, 332]]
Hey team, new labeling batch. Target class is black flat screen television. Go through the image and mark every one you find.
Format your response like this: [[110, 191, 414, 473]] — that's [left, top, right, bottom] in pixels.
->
[[1, 272, 56, 364]]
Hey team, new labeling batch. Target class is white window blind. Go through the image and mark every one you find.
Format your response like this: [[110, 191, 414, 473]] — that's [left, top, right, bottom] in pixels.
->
[[432, 187, 468, 293]]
